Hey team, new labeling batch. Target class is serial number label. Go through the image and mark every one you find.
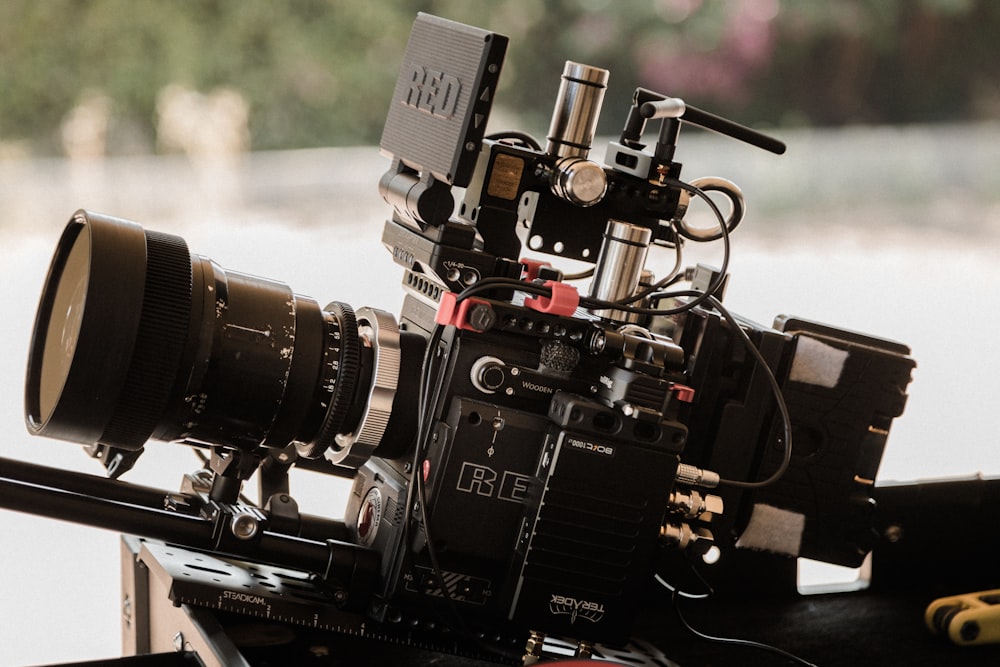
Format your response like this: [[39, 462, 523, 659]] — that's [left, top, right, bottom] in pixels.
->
[[565, 437, 615, 457]]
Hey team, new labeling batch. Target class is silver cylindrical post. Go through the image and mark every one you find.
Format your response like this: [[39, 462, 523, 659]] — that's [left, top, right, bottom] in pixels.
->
[[588, 220, 652, 322], [546, 62, 609, 158]]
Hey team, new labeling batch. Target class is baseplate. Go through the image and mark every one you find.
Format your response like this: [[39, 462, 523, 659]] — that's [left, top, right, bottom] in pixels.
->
[[126, 537, 679, 666]]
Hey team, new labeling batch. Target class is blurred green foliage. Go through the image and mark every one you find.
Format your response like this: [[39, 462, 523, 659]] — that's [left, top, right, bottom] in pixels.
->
[[1, 0, 998, 155]]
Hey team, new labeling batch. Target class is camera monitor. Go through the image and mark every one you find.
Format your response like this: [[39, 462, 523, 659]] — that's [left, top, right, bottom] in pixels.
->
[[379, 13, 507, 187]]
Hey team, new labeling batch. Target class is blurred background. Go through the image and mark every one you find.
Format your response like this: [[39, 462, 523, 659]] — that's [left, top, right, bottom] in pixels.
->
[[1, 1, 998, 664]]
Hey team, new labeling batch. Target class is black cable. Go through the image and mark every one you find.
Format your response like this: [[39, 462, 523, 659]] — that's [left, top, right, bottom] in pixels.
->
[[402, 323, 444, 548], [579, 288, 703, 316], [660, 272, 686, 289], [671, 590, 819, 667], [656, 235, 685, 288], [701, 294, 792, 490], [617, 177, 730, 310], [655, 573, 711, 600], [580, 176, 791, 488], [457, 276, 552, 301], [484, 131, 542, 151], [586, 288, 793, 488], [657, 565, 817, 666], [562, 267, 594, 281]]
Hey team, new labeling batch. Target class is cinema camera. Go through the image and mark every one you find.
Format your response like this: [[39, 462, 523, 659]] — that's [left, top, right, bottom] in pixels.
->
[[8, 13, 915, 665]]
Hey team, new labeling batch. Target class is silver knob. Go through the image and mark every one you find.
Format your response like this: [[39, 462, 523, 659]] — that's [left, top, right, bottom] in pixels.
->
[[550, 156, 607, 207]]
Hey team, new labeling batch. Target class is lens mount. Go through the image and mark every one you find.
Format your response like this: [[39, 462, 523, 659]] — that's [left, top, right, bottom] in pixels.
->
[[325, 307, 401, 468]]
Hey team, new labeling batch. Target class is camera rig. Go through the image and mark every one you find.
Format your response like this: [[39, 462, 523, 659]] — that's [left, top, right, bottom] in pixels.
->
[[1, 13, 915, 665]]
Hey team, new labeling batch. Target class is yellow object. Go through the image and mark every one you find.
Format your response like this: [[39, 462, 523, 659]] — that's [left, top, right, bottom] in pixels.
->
[[926, 590, 1000, 645]]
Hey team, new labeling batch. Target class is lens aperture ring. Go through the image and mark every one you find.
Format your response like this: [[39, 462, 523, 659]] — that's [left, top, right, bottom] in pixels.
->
[[296, 302, 361, 459]]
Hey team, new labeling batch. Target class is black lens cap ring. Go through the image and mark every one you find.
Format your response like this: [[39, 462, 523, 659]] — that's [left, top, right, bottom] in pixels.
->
[[25, 210, 192, 450]]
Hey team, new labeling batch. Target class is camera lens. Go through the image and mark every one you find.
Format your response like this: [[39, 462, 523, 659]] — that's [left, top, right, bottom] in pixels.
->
[[24, 210, 388, 461], [36, 221, 90, 425], [26, 211, 184, 447]]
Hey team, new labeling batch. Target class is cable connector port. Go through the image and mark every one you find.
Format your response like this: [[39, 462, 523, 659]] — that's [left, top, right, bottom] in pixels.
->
[[660, 521, 715, 556], [675, 463, 720, 489], [668, 488, 724, 520]]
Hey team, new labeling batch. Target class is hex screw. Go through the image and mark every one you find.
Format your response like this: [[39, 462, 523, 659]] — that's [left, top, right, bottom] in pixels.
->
[[961, 620, 981, 642]]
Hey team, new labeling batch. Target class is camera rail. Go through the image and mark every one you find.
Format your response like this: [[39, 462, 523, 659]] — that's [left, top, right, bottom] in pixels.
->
[[0, 455, 378, 607]]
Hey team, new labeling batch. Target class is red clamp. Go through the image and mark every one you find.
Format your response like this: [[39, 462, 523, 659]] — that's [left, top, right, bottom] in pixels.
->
[[520, 258, 551, 282], [435, 292, 493, 331], [670, 383, 696, 404], [525, 280, 579, 317]]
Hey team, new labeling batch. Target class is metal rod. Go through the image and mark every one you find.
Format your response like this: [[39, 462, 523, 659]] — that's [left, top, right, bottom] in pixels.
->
[[0, 474, 212, 543], [0, 455, 172, 507], [634, 88, 787, 155], [678, 103, 787, 155], [0, 457, 376, 592]]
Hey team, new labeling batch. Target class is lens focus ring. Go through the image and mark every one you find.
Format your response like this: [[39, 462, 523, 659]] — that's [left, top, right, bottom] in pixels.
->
[[100, 230, 192, 450], [295, 302, 360, 459]]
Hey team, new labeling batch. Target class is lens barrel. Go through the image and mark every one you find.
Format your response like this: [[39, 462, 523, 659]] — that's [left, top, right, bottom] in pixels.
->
[[24, 211, 403, 463]]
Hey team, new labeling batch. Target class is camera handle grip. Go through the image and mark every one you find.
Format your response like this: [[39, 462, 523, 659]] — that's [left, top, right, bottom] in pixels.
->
[[632, 89, 786, 156]]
